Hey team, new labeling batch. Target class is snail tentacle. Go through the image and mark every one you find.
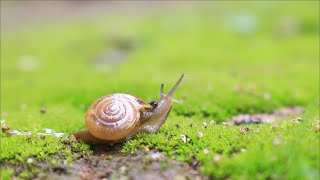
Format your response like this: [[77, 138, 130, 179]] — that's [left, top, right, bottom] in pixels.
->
[[160, 83, 165, 98], [168, 73, 186, 97]]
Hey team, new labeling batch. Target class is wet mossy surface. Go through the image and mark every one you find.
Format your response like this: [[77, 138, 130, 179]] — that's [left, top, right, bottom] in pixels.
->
[[1, 2, 319, 179]]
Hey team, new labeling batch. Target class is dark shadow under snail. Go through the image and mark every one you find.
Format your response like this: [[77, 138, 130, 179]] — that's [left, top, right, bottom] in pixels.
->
[[73, 73, 186, 144]]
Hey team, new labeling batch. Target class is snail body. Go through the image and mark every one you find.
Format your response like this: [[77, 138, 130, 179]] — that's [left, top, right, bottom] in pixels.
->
[[73, 73, 186, 143]]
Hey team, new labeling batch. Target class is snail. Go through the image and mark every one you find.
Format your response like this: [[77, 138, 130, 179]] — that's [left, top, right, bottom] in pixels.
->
[[73, 73, 186, 143]]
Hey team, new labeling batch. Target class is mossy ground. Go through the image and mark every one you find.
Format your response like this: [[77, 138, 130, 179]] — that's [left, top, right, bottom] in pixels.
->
[[1, 2, 319, 179]]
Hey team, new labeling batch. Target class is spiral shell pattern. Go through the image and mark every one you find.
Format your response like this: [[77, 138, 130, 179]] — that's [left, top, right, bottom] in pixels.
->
[[86, 94, 148, 141]]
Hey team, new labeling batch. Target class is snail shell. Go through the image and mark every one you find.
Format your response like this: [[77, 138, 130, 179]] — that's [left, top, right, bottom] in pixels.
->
[[85, 93, 150, 141]]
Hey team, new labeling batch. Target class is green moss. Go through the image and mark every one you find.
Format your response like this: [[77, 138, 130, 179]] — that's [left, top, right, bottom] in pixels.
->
[[0, 135, 90, 163], [122, 106, 319, 178], [1, 1, 319, 178], [0, 168, 14, 180]]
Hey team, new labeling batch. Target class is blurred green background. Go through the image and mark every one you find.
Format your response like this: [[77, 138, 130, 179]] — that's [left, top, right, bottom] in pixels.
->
[[1, 1, 318, 131], [1, 1, 319, 179]]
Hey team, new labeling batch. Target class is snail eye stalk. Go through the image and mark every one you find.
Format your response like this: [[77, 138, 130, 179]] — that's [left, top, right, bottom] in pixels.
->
[[168, 73, 186, 97]]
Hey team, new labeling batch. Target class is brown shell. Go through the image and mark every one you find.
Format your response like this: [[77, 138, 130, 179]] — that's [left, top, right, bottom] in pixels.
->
[[85, 93, 149, 141]]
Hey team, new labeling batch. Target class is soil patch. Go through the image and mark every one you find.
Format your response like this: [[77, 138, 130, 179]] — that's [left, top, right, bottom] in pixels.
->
[[2, 143, 202, 180], [226, 106, 304, 125]]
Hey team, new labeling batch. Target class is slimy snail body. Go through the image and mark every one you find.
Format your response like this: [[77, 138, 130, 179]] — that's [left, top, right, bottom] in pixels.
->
[[73, 73, 186, 143]]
